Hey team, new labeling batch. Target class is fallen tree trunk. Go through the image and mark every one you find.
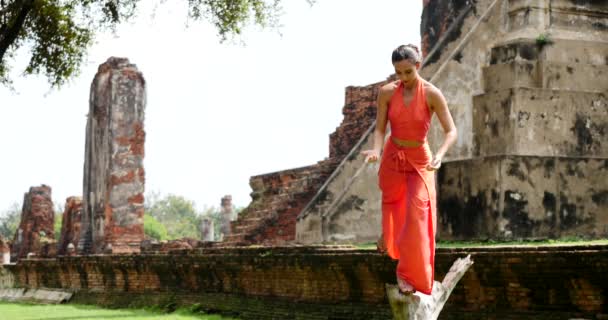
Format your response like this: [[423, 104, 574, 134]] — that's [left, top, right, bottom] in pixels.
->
[[386, 254, 473, 320]]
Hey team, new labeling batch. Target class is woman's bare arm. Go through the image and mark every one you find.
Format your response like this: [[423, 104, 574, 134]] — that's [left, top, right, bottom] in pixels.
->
[[427, 86, 457, 166], [362, 83, 392, 162]]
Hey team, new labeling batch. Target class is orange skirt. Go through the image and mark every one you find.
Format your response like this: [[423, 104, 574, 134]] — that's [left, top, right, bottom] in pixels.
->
[[378, 138, 436, 295]]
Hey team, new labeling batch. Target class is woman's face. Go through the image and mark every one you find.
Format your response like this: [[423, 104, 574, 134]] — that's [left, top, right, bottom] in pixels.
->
[[393, 59, 419, 86]]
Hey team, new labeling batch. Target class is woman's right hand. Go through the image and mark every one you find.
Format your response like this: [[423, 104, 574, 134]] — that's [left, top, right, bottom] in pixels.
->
[[361, 149, 380, 163]]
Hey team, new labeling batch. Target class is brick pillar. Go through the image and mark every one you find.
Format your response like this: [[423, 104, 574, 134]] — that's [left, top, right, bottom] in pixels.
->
[[79, 57, 146, 254], [200, 217, 214, 241], [58, 197, 83, 255], [11, 185, 54, 261], [220, 195, 234, 238]]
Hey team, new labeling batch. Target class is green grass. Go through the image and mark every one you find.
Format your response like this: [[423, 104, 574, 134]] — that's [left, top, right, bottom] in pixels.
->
[[0, 302, 236, 320], [354, 238, 608, 250]]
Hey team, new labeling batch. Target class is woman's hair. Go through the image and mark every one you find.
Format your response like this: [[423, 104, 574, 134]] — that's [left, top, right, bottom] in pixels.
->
[[391, 44, 422, 64]]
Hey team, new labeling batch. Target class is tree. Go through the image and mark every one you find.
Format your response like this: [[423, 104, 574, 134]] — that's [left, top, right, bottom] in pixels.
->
[[0, 0, 304, 87], [0, 202, 20, 239], [54, 202, 63, 241], [145, 192, 201, 240], [54, 212, 62, 241], [144, 213, 168, 241]]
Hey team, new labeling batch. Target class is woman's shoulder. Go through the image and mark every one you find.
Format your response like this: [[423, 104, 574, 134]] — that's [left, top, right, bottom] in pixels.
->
[[379, 80, 400, 98], [421, 80, 443, 99]]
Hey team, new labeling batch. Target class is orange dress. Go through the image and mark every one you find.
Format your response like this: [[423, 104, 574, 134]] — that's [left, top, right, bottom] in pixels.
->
[[378, 79, 437, 295]]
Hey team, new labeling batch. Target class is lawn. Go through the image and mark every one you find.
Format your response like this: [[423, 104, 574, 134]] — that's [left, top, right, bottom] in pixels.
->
[[0, 302, 236, 320]]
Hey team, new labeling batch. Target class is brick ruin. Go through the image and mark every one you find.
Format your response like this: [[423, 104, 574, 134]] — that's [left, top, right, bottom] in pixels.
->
[[200, 217, 214, 241], [10, 185, 55, 261], [78, 57, 146, 254], [223, 83, 386, 246], [58, 197, 83, 256], [6, 58, 147, 259], [218, 195, 233, 239]]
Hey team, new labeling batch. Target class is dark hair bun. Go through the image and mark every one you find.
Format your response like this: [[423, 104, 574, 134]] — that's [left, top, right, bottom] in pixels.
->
[[405, 44, 420, 54], [391, 44, 421, 63]]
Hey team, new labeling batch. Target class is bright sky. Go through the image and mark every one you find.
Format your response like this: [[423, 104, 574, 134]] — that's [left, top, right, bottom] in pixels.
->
[[0, 0, 422, 213]]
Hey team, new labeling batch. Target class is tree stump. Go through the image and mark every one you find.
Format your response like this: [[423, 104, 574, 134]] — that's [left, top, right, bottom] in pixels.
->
[[386, 254, 473, 320]]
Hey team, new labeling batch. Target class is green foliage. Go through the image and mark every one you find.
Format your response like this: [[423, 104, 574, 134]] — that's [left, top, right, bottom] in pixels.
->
[[144, 213, 168, 241], [0, 0, 129, 87], [188, 0, 279, 40], [145, 192, 201, 240], [0, 202, 20, 240], [536, 33, 552, 47], [0, 0, 303, 87], [54, 213, 62, 241]]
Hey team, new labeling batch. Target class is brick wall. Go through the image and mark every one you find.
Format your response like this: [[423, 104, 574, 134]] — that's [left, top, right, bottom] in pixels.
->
[[226, 81, 385, 246], [328, 83, 382, 160], [223, 162, 337, 245], [5, 245, 607, 319]]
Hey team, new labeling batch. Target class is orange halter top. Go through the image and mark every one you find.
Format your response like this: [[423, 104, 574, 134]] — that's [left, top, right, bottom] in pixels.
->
[[388, 79, 431, 142]]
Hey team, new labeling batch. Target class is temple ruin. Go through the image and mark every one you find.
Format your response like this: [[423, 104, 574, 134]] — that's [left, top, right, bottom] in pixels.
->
[[200, 217, 214, 241], [57, 197, 83, 256], [78, 57, 146, 254], [295, 0, 608, 244], [0, 0, 606, 319], [10, 185, 55, 261], [219, 195, 234, 240]]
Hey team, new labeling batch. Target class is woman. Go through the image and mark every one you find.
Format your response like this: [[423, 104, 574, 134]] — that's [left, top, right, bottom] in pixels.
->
[[361, 44, 457, 295]]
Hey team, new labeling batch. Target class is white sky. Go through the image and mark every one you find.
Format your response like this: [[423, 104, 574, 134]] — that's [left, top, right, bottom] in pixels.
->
[[0, 0, 422, 213]]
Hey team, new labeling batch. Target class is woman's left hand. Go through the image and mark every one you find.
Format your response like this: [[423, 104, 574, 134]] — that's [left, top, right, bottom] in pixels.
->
[[426, 156, 442, 171]]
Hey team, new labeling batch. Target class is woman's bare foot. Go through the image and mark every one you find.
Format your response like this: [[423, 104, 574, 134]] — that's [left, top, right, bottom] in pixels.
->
[[397, 276, 415, 294], [376, 234, 387, 254]]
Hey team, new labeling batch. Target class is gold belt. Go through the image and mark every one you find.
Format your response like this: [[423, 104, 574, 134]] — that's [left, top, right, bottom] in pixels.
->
[[391, 136, 424, 148]]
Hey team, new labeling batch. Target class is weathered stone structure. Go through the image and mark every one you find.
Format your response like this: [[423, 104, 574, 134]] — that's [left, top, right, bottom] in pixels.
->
[[78, 57, 146, 254], [296, 0, 608, 244], [3, 245, 607, 319], [10, 185, 55, 261], [200, 217, 214, 241], [426, 0, 608, 240], [420, 0, 473, 64], [58, 197, 83, 255], [219, 195, 234, 239], [0, 237, 9, 265], [223, 195, 237, 221]]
